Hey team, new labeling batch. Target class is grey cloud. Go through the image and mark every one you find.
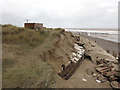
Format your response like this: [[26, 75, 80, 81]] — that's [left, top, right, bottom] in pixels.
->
[[1, 0, 119, 28]]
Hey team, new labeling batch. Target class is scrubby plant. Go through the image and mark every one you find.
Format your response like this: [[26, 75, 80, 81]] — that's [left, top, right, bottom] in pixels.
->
[[2, 59, 56, 88], [2, 24, 61, 88], [2, 25, 50, 48], [2, 58, 16, 69]]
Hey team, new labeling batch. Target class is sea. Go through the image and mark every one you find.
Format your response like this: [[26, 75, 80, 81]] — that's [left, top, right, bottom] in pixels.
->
[[65, 29, 120, 43]]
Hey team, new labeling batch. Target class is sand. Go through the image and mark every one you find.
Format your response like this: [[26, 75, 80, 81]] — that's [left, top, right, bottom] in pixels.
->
[[55, 59, 111, 88], [43, 32, 118, 88], [83, 35, 119, 55]]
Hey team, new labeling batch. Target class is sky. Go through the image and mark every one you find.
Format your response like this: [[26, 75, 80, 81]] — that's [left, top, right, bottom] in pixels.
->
[[1, 0, 119, 28]]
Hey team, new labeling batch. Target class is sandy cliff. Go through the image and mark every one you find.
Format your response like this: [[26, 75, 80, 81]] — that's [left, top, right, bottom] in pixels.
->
[[41, 30, 119, 88]]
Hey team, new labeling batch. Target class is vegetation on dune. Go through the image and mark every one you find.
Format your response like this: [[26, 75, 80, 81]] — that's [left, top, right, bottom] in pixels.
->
[[3, 59, 56, 88], [2, 24, 50, 47], [2, 24, 61, 88]]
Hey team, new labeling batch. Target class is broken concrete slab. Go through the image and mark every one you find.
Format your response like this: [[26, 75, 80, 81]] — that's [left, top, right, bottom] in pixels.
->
[[110, 81, 119, 88]]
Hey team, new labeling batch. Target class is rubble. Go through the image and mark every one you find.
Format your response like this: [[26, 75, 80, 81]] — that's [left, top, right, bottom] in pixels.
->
[[70, 43, 85, 63], [82, 78, 87, 82], [58, 43, 85, 80], [96, 80, 101, 83], [86, 68, 107, 83], [95, 58, 119, 84], [110, 81, 119, 88], [75, 35, 119, 88]]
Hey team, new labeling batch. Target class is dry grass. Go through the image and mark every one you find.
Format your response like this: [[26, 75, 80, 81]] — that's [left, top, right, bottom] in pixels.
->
[[2, 24, 61, 88], [2, 24, 50, 48]]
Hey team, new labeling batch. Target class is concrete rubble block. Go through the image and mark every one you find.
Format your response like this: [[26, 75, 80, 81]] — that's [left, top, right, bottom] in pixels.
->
[[96, 67, 112, 73], [76, 54, 82, 59], [77, 51, 83, 55], [98, 64, 105, 67], [96, 80, 101, 83], [74, 44, 84, 50], [104, 58, 118, 64], [110, 81, 119, 88], [71, 58, 77, 63], [71, 52, 77, 57], [73, 57, 79, 62]]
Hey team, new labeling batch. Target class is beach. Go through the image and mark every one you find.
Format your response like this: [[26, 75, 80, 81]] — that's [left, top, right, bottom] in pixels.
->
[[83, 35, 119, 55]]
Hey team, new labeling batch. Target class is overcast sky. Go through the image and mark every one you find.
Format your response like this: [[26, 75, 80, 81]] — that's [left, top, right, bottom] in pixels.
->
[[1, 0, 119, 28]]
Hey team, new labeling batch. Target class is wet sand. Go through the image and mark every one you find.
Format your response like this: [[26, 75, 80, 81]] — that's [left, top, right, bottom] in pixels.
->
[[83, 36, 119, 55]]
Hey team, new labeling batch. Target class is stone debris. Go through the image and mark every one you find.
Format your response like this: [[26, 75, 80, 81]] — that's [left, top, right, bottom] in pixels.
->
[[96, 80, 101, 83], [86, 68, 107, 83], [95, 58, 119, 85], [74, 35, 119, 88], [70, 43, 85, 63], [58, 43, 85, 80], [57, 33, 119, 88], [110, 81, 119, 88], [82, 78, 87, 82]]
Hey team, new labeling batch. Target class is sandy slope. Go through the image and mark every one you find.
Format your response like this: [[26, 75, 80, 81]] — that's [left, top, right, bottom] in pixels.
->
[[42, 31, 118, 88], [54, 59, 111, 88]]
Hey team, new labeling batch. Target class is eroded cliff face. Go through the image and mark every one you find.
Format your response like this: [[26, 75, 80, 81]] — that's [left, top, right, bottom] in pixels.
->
[[41, 30, 119, 88], [41, 30, 76, 71]]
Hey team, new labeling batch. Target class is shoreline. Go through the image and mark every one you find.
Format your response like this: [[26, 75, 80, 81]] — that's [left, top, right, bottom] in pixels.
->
[[83, 35, 119, 55]]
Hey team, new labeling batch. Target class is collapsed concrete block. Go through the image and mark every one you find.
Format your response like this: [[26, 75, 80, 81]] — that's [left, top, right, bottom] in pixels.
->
[[76, 54, 82, 59]]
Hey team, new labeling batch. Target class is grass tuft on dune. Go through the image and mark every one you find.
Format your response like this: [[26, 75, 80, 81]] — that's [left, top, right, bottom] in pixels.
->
[[2, 24, 61, 88]]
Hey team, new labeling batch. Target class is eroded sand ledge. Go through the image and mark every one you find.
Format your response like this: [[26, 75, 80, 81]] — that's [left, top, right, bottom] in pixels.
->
[[41, 30, 119, 88]]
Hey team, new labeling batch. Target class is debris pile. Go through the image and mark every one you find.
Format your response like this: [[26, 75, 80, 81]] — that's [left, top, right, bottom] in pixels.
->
[[74, 35, 119, 88], [96, 58, 119, 82], [86, 68, 107, 83], [58, 43, 85, 80], [42, 31, 119, 88], [70, 43, 85, 63]]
